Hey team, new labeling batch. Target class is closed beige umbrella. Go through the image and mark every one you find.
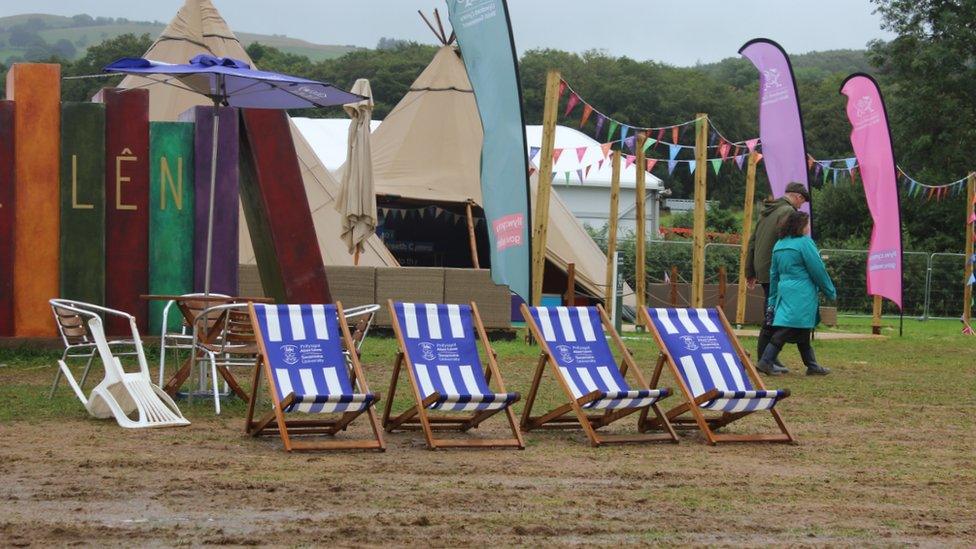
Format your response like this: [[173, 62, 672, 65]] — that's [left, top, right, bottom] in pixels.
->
[[336, 78, 377, 263]]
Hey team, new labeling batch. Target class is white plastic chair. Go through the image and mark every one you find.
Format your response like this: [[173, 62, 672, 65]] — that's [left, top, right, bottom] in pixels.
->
[[49, 301, 138, 398], [51, 299, 190, 429]]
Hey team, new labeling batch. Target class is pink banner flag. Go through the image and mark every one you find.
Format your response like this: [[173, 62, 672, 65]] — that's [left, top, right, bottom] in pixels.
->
[[841, 73, 903, 309], [600, 142, 612, 159], [552, 148, 563, 164], [625, 155, 636, 169], [576, 146, 587, 162], [745, 138, 759, 153], [646, 158, 657, 172]]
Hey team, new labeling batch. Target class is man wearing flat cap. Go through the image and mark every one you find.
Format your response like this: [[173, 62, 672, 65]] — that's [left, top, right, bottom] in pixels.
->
[[745, 182, 810, 374]]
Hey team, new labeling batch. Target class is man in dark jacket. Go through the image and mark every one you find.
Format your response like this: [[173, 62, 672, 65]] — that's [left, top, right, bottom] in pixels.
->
[[745, 181, 810, 374]]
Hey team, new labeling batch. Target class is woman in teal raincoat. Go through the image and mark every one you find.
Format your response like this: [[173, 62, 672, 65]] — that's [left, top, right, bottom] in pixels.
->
[[756, 211, 836, 376]]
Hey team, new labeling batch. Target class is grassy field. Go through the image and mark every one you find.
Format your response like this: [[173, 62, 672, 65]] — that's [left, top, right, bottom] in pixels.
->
[[0, 316, 973, 545]]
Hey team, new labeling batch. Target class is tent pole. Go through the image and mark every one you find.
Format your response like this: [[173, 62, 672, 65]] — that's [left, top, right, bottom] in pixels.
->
[[963, 172, 975, 326], [635, 132, 648, 330], [691, 114, 708, 308], [604, 150, 621, 308], [465, 200, 480, 269]]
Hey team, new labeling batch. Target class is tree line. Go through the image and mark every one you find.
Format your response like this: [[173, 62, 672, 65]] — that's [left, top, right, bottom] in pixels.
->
[[0, 0, 968, 254]]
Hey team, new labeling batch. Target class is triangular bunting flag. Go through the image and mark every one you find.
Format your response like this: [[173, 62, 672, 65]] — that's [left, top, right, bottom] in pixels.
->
[[818, 160, 831, 173], [624, 135, 636, 152], [823, 167, 829, 185], [755, 153, 763, 164], [646, 158, 657, 172], [594, 115, 606, 139], [845, 157, 857, 172], [688, 160, 697, 175], [607, 120, 619, 142], [969, 273, 976, 285], [597, 159, 605, 170], [709, 131, 718, 146], [620, 125, 630, 143], [577, 169, 584, 184], [668, 143, 681, 161], [564, 92, 580, 117], [745, 138, 759, 153], [564, 172, 571, 184], [671, 126, 679, 144], [576, 146, 587, 163], [710, 158, 722, 175], [529, 147, 541, 161], [735, 154, 746, 170], [625, 155, 636, 169], [552, 148, 564, 164], [580, 104, 593, 127], [657, 128, 665, 143], [668, 159, 677, 175], [558, 81, 567, 100], [585, 165, 592, 178], [833, 169, 839, 186], [600, 142, 613, 159], [642, 138, 655, 153], [807, 155, 815, 170]]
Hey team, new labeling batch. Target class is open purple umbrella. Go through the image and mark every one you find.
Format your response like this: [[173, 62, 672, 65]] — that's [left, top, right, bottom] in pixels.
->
[[103, 54, 364, 296]]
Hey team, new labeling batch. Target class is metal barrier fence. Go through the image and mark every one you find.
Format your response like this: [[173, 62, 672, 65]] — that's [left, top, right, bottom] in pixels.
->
[[591, 236, 967, 319]]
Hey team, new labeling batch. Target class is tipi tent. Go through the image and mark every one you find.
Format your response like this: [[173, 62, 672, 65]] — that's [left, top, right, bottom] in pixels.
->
[[117, 0, 398, 269], [359, 43, 618, 300]]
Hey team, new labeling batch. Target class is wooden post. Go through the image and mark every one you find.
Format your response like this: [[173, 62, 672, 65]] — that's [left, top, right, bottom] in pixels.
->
[[532, 70, 561, 306], [465, 199, 480, 269], [670, 265, 679, 306], [635, 132, 648, 330], [871, 295, 883, 335], [604, 150, 622, 307], [691, 114, 708, 308], [964, 172, 975, 324], [718, 266, 727, 309], [736, 151, 759, 326], [564, 263, 576, 306]]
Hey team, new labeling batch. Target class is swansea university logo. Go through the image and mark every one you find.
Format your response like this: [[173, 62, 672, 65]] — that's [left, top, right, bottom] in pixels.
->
[[555, 345, 574, 364], [419, 342, 437, 361], [855, 96, 874, 119], [281, 345, 299, 365], [763, 68, 782, 90], [679, 336, 698, 351]]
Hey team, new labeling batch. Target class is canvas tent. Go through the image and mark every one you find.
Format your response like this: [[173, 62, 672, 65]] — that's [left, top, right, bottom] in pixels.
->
[[346, 43, 622, 300], [117, 0, 398, 269]]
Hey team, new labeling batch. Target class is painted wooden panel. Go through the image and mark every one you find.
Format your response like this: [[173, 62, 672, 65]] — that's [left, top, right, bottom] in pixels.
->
[[148, 121, 194, 334], [6, 64, 60, 337], [239, 109, 331, 303], [59, 102, 106, 309], [0, 101, 14, 336], [178, 106, 238, 296], [94, 88, 150, 335]]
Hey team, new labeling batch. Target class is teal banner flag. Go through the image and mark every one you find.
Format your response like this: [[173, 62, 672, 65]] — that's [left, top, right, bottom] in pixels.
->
[[448, 0, 531, 300]]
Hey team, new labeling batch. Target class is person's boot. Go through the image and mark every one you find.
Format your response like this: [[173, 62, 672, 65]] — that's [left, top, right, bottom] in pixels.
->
[[799, 346, 830, 376], [758, 326, 789, 373], [756, 342, 783, 376]]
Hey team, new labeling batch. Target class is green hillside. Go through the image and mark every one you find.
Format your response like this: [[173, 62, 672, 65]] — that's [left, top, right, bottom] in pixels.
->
[[0, 12, 360, 64]]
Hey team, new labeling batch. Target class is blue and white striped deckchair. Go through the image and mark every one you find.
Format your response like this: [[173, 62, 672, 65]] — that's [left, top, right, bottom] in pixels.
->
[[246, 302, 385, 452], [385, 301, 523, 450], [641, 307, 795, 444], [520, 304, 678, 447]]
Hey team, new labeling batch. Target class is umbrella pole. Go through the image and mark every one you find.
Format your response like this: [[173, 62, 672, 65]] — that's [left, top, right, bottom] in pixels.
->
[[204, 99, 220, 298]]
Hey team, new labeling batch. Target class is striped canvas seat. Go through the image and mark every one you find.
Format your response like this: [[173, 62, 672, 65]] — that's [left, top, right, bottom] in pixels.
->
[[252, 304, 376, 414], [393, 302, 518, 412], [645, 307, 787, 412], [526, 306, 669, 410]]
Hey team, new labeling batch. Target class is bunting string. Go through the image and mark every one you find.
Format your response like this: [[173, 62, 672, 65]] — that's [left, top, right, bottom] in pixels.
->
[[558, 77, 759, 151], [807, 154, 972, 202]]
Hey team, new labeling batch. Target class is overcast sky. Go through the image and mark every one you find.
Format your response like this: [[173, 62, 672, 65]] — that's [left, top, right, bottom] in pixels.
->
[[0, 0, 893, 66]]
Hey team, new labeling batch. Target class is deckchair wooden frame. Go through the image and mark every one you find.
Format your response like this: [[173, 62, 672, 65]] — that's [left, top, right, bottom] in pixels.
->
[[245, 301, 386, 452], [519, 303, 678, 447], [638, 306, 795, 445], [383, 300, 524, 450]]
